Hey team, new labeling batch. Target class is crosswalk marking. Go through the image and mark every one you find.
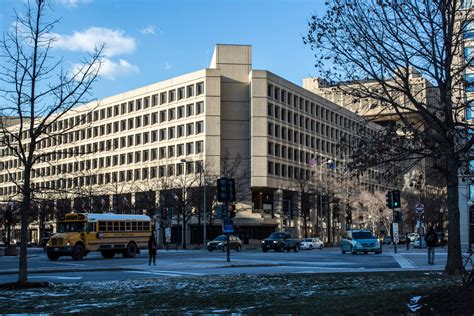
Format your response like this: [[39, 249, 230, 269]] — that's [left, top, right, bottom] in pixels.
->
[[391, 254, 415, 268], [124, 270, 204, 277]]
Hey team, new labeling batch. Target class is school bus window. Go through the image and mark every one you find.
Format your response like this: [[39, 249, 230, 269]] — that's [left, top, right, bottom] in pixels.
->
[[137, 222, 143, 231], [107, 221, 113, 231], [132, 222, 137, 231], [113, 222, 119, 231], [99, 221, 106, 231], [87, 222, 96, 232], [126, 222, 131, 231], [144, 222, 150, 231], [119, 222, 125, 231]]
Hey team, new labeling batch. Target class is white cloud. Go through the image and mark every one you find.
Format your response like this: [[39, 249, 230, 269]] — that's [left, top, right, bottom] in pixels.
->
[[140, 25, 156, 35], [53, 27, 136, 57], [72, 58, 139, 81], [98, 58, 139, 80]]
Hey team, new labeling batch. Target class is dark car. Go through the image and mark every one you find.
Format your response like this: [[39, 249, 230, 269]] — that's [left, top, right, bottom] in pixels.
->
[[261, 232, 300, 252], [383, 236, 392, 245], [207, 235, 242, 252]]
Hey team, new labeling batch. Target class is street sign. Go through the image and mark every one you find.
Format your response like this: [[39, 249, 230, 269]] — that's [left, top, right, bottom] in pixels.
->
[[392, 223, 399, 244], [165, 227, 171, 243], [415, 204, 424, 214], [223, 219, 234, 233]]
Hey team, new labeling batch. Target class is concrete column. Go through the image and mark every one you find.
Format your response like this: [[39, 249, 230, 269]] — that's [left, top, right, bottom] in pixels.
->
[[292, 192, 302, 238], [274, 188, 283, 231]]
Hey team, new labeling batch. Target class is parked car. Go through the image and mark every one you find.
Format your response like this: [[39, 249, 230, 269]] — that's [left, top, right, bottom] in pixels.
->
[[261, 232, 300, 252], [407, 233, 419, 242], [341, 230, 381, 254], [300, 238, 324, 250], [207, 235, 241, 252], [414, 238, 426, 248]]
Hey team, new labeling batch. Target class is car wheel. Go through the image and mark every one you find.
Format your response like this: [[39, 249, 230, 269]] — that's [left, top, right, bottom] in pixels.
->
[[278, 245, 285, 252], [47, 252, 60, 261], [208, 249, 213, 252], [350, 246, 357, 255], [72, 244, 84, 261], [375, 250, 381, 255], [236, 245, 242, 252], [123, 242, 138, 258], [309, 245, 313, 250], [364, 250, 368, 255], [294, 244, 299, 252], [222, 245, 228, 252], [341, 246, 346, 254], [262, 247, 268, 252], [319, 245, 323, 250]]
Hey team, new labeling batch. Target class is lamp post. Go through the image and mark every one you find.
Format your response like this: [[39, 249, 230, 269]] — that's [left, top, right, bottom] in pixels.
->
[[180, 158, 187, 248], [468, 200, 473, 252], [202, 166, 207, 247], [318, 159, 333, 244]]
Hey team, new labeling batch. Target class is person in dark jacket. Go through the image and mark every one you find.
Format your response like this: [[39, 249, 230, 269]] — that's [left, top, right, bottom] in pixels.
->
[[148, 231, 157, 266], [424, 227, 437, 265]]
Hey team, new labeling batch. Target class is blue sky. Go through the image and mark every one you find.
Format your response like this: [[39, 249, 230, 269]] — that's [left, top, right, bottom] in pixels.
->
[[0, 0, 326, 99]]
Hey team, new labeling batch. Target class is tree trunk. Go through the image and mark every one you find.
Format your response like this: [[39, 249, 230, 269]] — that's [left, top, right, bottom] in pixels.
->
[[18, 168, 32, 284], [444, 155, 463, 275]]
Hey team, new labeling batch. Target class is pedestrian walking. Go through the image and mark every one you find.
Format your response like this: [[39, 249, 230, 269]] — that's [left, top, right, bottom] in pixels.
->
[[406, 233, 410, 251], [148, 231, 157, 266], [425, 227, 437, 265]]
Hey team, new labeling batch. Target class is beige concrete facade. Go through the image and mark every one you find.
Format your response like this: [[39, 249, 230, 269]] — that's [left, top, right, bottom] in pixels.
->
[[0, 44, 393, 244]]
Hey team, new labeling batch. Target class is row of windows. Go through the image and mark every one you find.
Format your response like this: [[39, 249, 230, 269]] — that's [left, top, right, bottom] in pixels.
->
[[30, 103, 205, 151], [12, 82, 205, 141], [268, 161, 312, 180], [0, 161, 204, 196], [97, 221, 150, 232], [1, 141, 204, 181], [0, 122, 204, 171], [267, 84, 366, 134]]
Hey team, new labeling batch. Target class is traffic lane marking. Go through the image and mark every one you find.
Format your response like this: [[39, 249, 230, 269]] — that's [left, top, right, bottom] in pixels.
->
[[391, 254, 415, 269], [124, 270, 204, 277], [28, 275, 83, 280]]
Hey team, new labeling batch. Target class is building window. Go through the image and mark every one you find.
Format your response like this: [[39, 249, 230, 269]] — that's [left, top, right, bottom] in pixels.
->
[[168, 108, 175, 120], [466, 47, 474, 66], [268, 161, 274, 175], [196, 121, 204, 134], [465, 20, 474, 39], [186, 104, 194, 116], [168, 127, 175, 139], [168, 146, 175, 158], [268, 103, 273, 116], [186, 123, 194, 136], [186, 142, 194, 155], [177, 125, 184, 138], [466, 74, 474, 92], [177, 106, 185, 119], [196, 102, 204, 115], [196, 140, 203, 153], [187, 85, 194, 98], [196, 82, 204, 95], [169, 90, 176, 102], [467, 100, 474, 120], [177, 144, 184, 156], [160, 110, 166, 123], [160, 92, 167, 105], [178, 87, 185, 100]]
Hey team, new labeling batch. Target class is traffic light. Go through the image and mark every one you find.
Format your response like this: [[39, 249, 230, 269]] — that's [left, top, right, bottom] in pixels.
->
[[385, 191, 393, 208], [392, 190, 401, 208], [217, 178, 228, 202], [217, 177, 236, 203], [229, 204, 236, 218]]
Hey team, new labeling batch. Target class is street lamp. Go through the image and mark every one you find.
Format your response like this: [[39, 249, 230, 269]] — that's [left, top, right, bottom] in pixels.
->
[[468, 200, 473, 252], [180, 158, 187, 248], [318, 159, 333, 243]]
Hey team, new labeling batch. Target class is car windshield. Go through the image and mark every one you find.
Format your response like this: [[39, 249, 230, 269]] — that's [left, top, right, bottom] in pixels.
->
[[352, 232, 375, 239], [214, 235, 227, 241], [303, 239, 313, 242], [58, 221, 86, 233], [269, 233, 287, 239]]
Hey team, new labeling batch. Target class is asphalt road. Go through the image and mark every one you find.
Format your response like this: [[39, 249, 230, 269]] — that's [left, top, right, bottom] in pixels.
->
[[0, 245, 448, 284]]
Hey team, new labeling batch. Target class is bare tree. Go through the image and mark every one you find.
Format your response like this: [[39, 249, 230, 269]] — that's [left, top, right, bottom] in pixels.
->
[[305, 0, 471, 274], [0, 0, 102, 285]]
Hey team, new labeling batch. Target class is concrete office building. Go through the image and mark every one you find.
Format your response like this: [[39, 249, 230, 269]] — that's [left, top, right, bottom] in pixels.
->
[[0, 44, 392, 245]]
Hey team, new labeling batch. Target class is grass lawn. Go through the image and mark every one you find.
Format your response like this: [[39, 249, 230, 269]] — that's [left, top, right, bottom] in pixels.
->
[[0, 271, 469, 314]]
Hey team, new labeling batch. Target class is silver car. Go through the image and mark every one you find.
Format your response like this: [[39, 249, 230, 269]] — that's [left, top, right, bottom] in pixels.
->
[[300, 238, 324, 250]]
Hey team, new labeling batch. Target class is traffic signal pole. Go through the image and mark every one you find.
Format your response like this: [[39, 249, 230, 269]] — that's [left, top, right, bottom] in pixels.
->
[[226, 202, 230, 262], [392, 205, 397, 254]]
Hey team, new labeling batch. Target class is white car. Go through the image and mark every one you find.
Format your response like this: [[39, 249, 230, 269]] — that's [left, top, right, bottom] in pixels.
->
[[300, 238, 324, 250], [407, 233, 419, 243]]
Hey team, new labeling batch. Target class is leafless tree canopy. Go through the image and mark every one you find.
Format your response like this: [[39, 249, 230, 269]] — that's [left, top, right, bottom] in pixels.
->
[[304, 0, 470, 274], [0, 0, 102, 284]]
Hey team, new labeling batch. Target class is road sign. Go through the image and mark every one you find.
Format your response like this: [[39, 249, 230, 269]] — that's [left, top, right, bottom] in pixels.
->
[[415, 204, 424, 214], [223, 219, 234, 233], [392, 223, 399, 244], [165, 227, 171, 243]]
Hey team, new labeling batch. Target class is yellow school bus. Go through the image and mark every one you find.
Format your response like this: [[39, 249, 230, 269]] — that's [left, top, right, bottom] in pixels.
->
[[45, 213, 152, 261]]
